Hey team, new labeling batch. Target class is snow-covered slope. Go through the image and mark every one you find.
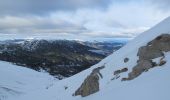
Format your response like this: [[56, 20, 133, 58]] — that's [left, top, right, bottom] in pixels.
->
[[1, 16, 170, 100], [0, 61, 55, 100]]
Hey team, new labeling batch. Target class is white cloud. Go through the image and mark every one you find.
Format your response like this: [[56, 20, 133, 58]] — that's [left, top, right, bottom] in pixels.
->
[[0, 0, 169, 40]]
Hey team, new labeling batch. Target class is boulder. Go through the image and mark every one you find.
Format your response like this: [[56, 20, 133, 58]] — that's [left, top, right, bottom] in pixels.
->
[[74, 66, 105, 97], [124, 58, 129, 63]]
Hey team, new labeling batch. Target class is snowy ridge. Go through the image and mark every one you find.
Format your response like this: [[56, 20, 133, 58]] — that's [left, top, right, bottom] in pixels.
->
[[39, 16, 170, 100], [1, 16, 170, 100]]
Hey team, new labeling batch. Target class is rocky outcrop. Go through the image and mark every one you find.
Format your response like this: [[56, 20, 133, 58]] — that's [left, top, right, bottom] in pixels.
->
[[122, 60, 153, 81], [148, 34, 170, 52], [122, 34, 170, 81], [74, 66, 105, 97], [138, 34, 170, 60], [137, 46, 164, 60]]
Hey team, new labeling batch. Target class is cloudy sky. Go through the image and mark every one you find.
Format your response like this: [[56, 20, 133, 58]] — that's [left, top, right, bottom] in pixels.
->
[[0, 0, 170, 40]]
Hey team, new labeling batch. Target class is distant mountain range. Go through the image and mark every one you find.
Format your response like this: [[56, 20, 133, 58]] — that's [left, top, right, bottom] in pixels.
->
[[0, 39, 126, 79]]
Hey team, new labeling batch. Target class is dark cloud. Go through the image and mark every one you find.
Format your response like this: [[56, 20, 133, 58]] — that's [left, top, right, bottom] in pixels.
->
[[0, 16, 88, 34], [0, 0, 169, 40], [0, 0, 111, 16]]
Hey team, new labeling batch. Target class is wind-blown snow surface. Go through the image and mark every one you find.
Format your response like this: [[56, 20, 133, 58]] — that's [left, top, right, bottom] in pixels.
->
[[1, 16, 170, 100], [0, 62, 56, 100]]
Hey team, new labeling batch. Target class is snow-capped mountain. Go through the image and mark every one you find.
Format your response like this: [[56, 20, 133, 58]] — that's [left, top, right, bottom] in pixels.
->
[[0, 39, 124, 79], [1, 16, 170, 100]]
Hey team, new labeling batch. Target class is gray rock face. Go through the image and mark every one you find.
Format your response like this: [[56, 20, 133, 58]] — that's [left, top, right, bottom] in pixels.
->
[[148, 34, 170, 52], [137, 46, 163, 60], [123, 60, 153, 81], [122, 34, 170, 81], [74, 66, 105, 97], [138, 34, 170, 60]]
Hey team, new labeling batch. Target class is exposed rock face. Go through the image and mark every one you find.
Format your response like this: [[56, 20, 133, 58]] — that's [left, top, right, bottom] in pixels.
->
[[148, 34, 170, 52], [138, 34, 170, 60], [137, 46, 164, 60], [122, 60, 153, 81], [74, 66, 105, 97], [122, 34, 170, 81]]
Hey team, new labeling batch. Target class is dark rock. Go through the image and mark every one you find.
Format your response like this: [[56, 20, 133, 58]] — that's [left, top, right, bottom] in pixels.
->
[[159, 60, 166, 66], [159, 57, 166, 66], [64, 86, 68, 90], [114, 70, 121, 75], [114, 67, 128, 75], [151, 61, 158, 67], [121, 77, 128, 81], [122, 67, 128, 72], [74, 66, 105, 97], [124, 58, 129, 63]]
